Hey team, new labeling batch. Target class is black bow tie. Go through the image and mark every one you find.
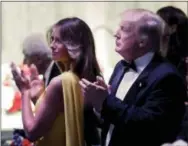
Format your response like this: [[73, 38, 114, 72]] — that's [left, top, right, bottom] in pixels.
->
[[120, 60, 137, 71]]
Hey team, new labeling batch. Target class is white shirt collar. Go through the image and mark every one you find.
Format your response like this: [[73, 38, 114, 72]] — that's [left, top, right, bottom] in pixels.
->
[[134, 52, 154, 73]]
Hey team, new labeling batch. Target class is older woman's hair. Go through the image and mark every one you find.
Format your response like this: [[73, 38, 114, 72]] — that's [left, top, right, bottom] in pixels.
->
[[22, 33, 52, 61], [53, 17, 101, 81]]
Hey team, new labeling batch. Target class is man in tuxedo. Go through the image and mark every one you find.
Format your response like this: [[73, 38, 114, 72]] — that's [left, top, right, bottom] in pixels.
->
[[22, 33, 61, 86], [80, 9, 187, 146]]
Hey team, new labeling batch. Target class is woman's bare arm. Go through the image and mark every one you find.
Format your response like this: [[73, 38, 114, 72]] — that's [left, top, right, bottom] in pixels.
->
[[22, 76, 63, 141]]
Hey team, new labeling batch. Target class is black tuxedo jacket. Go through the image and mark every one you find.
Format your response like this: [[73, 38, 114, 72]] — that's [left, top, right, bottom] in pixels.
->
[[45, 62, 61, 86], [101, 53, 187, 146], [176, 105, 188, 142]]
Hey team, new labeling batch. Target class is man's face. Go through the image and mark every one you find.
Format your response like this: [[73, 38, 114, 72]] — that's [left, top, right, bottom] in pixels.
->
[[114, 13, 139, 60]]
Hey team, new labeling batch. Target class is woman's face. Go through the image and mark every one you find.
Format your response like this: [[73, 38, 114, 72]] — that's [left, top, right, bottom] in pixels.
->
[[50, 27, 70, 61]]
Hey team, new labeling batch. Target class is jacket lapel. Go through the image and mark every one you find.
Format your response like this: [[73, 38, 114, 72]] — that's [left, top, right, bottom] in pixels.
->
[[47, 62, 61, 86], [109, 61, 130, 96], [123, 53, 163, 103]]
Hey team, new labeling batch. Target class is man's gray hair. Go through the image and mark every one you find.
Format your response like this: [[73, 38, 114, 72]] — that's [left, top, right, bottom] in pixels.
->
[[122, 9, 166, 51], [22, 33, 52, 60]]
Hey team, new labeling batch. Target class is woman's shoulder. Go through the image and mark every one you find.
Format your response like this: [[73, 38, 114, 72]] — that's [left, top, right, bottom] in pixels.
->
[[48, 75, 62, 89], [48, 71, 79, 88]]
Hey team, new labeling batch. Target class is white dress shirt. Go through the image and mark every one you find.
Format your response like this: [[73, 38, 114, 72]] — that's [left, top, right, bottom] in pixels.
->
[[105, 52, 154, 146]]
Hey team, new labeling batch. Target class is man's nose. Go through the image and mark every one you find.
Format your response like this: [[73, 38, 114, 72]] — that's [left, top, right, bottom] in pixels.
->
[[114, 30, 120, 39]]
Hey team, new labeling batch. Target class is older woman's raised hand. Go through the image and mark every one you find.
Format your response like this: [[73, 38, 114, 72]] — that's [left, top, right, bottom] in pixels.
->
[[10, 62, 30, 92], [10, 63, 44, 104], [29, 64, 45, 104]]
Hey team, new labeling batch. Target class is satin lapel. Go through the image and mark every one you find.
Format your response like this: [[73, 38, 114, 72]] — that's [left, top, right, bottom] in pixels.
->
[[110, 65, 129, 96], [123, 53, 163, 103]]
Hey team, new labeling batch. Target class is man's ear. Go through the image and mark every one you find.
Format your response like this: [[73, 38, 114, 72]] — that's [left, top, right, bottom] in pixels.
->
[[139, 34, 148, 48]]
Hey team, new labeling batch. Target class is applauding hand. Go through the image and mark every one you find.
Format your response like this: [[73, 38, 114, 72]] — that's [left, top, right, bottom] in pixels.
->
[[79, 76, 110, 112], [11, 62, 30, 92], [11, 63, 44, 104], [29, 64, 45, 104]]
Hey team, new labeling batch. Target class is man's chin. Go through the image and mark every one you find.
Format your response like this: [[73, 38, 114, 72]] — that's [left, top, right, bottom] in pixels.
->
[[115, 47, 124, 54], [115, 47, 121, 53]]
